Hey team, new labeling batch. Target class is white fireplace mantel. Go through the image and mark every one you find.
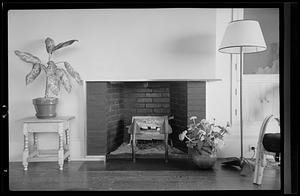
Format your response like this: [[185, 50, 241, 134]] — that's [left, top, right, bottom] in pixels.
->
[[85, 79, 222, 83]]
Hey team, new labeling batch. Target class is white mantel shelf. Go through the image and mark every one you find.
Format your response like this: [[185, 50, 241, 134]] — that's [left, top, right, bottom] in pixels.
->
[[86, 79, 222, 83]]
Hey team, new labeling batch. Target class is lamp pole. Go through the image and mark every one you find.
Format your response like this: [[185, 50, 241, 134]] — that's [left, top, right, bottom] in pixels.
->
[[218, 20, 266, 172]]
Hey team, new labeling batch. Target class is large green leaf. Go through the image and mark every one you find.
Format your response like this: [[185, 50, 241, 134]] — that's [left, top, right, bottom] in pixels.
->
[[64, 62, 83, 85], [25, 63, 41, 85], [45, 37, 55, 54], [53, 40, 78, 52], [56, 68, 72, 93], [14, 50, 41, 64]]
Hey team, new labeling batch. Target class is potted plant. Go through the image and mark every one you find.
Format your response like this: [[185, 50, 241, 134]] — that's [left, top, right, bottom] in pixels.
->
[[15, 37, 83, 119], [179, 116, 230, 169]]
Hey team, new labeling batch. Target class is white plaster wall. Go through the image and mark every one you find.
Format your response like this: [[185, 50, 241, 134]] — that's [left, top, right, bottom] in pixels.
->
[[206, 8, 258, 158], [8, 8, 217, 161], [206, 8, 233, 158]]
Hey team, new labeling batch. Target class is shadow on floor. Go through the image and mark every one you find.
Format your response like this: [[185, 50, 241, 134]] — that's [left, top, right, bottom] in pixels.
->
[[78, 158, 205, 171]]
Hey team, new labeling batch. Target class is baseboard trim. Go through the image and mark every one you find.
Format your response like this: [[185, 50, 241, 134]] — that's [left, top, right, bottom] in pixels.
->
[[9, 156, 107, 163], [73, 155, 106, 162]]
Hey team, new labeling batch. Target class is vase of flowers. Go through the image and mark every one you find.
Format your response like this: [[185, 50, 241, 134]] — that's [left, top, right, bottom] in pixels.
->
[[15, 37, 83, 118], [179, 116, 230, 169]]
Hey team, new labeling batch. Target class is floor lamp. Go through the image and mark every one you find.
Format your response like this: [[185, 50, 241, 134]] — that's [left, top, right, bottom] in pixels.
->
[[218, 20, 267, 173]]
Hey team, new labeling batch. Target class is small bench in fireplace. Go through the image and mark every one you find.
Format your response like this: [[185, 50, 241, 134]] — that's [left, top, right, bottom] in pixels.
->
[[128, 116, 172, 163]]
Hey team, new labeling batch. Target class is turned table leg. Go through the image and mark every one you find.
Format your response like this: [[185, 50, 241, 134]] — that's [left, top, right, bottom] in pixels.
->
[[58, 123, 64, 170], [22, 123, 29, 171], [33, 132, 39, 156], [65, 128, 71, 162]]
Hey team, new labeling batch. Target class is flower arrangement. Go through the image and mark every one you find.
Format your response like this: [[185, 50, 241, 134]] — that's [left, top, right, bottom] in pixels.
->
[[179, 116, 230, 156]]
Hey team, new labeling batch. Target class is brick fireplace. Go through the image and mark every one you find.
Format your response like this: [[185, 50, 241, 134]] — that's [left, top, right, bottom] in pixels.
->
[[86, 81, 206, 156]]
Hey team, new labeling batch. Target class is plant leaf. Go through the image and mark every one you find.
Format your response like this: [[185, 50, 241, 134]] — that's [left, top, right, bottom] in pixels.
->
[[201, 146, 213, 155], [25, 63, 41, 85], [56, 68, 72, 93], [15, 50, 41, 64], [64, 62, 83, 85], [53, 40, 78, 52], [45, 37, 55, 54], [46, 61, 57, 76], [47, 74, 60, 96]]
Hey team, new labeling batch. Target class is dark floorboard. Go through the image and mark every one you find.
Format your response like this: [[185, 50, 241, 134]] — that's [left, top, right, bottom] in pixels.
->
[[79, 158, 199, 171], [8, 158, 281, 191]]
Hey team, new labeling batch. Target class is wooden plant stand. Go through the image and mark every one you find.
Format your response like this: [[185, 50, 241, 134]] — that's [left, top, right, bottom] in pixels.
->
[[22, 116, 75, 171]]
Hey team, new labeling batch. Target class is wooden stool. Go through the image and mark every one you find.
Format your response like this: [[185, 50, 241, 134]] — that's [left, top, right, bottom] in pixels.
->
[[22, 116, 75, 171]]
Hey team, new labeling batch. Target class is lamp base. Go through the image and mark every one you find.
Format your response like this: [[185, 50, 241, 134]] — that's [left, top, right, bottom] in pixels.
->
[[221, 157, 255, 176]]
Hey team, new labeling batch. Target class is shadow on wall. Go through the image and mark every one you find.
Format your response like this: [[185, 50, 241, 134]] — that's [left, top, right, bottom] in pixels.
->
[[22, 38, 44, 52], [165, 34, 216, 57], [252, 84, 279, 120]]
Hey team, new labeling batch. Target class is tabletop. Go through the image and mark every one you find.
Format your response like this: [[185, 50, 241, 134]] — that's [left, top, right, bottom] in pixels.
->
[[22, 116, 75, 123]]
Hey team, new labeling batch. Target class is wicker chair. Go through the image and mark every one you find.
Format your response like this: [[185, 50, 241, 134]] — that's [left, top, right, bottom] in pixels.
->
[[253, 114, 280, 185]]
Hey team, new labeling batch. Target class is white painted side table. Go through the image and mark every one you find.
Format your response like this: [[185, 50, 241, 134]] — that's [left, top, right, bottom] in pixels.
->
[[22, 116, 75, 171]]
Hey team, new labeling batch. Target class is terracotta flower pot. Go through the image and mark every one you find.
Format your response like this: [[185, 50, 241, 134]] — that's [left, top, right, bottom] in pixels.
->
[[32, 97, 58, 119], [188, 147, 217, 169]]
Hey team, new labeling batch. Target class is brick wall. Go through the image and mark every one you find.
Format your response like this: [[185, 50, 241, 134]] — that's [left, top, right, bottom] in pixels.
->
[[86, 82, 108, 155], [106, 82, 125, 153], [122, 82, 171, 143], [187, 81, 206, 120]]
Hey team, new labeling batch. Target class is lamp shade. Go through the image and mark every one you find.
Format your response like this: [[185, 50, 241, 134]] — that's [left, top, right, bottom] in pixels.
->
[[218, 20, 267, 54]]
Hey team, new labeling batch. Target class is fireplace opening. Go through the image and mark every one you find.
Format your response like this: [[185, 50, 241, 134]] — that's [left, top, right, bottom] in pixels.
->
[[86, 81, 206, 158]]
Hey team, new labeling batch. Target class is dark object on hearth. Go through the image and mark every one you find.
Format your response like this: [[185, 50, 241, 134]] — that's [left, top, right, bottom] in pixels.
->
[[253, 115, 280, 185], [240, 159, 255, 176], [221, 157, 255, 176], [221, 157, 242, 167]]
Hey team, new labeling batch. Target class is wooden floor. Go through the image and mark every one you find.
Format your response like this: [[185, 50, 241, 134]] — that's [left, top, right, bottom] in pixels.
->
[[8, 158, 280, 191]]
